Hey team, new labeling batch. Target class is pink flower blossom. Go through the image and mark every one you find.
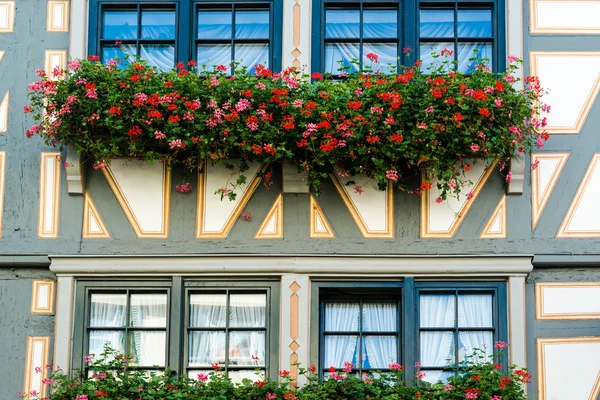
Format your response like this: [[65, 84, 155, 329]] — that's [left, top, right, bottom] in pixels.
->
[[467, 190, 474, 200], [416, 371, 426, 380], [354, 185, 364, 194], [415, 362, 422, 367], [466, 392, 478, 399], [154, 130, 166, 139], [436, 197, 443, 204], [509, 126, 520, 134], [425, 106, 434, 113], [388, 362, 404, 371], [537, 136, 544, 149], [331, 372, 344, 381], [86, 89, 97, 99], [494, 98, 503, 108], [508, 54, 519, 63], [494, 341, 508, 349], [68, 59, 81, 70], [490, 396, 502, 400], [256, 82, 266, 90], [293, 99, 304, 108], [505, 171, 513, 182], [371, 106, 383, 114], [176, 182, 192, 193], [532, 159, 540, 170], [197, 373, 209, 382], [386, 170, 398, 181], [445, 385, 453, 391], [235, 98, 252, 112], [470, 143, 480, 152], [504, 75, 516, 83], [241, 211, 251, 221], [42, 378, 52, 385], [342, 361, 354, 373], [169, 139, 184, 150], [266, 394, 276, 400], [355, 87, 363, 96], [417, 122, 427, 129], [76, 396, 88, 400], [84, 355, 94, 363]]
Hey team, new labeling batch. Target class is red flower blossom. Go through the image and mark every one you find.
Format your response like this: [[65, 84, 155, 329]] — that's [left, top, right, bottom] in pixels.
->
[[108, 106, 121, 116], [216, 64, 228, 72], [347, 101, 361, 110], [366, 52, 379, 63], [390, 133, 404, 143], [187, 60, 197, 67], [128, 126, 142, 137], [311, 72, 323, 80], [87, 55, 100, 62], [479, 107, 490, 117]]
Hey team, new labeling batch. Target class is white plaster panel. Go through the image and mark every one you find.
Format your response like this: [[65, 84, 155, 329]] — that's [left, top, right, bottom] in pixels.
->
[[0, 152, 5, 236], [534, 53, 600, 131], [539, 158, 560, 199], [0, 1, 14, 32], [543, 286, 600, 316], [69, 0, 87, 59], [262, 213, 277, 235], [428, 161, 488, 233], [30, 340, 44, 393], [542, 341, 600, 400], [337, 174, 389, 233], [48, 1, 69, 32], [108, 159, 167, 233], [43, 156, 57, 233], [89, 211, 102, 233], [315, 214, 326, 232], [36, 284, 50, 309], [488, 214, 502, 233], [0, 50, 5, 63], [536, 1, 600, 31], [201, 162, 261, 233], [564, 156, 600, 233], [0, 90, 9, 133]]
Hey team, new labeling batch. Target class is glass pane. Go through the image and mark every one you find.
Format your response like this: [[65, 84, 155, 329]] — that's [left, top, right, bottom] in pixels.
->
[[229, 331, 266, 366], [188, 331, 226, 366], [90, 294, 126, 327], [128, 331, 166, 366], [197, 43, 232, 72], [189, 294, 227, 328], [457, 294, 493, 327], [420, 9, 454, 38], [229, 294, 266, 327], [324, 43, 359, 74], [130, 294, 168, 327], [198, 10, 232, 38], [141, 44, 175, 71], [419, 42, 455, 72], [141, 10, 175, 39], [363, 336, 397, 369], [101, 45, 136, 66], [235, 10, 269, 39], [458, 331, 493, 361], [103, 10, 138, 40], [457, 9, 492, 37], [420, 331, 455, 367], [229, 370, 264, 384], [324, 335, 359, 368], [235, 43, 269, 73], [420, 294, 455, 327], [421, 370, 453, 384], [325, 9, 360, 38], [457, 42, 492, 73], [362, 43, 398, 73], [363, 303, 396, 332], [325, 303, 360, 331], [89, 330, 125, 358], [364, 9, 398, 38]]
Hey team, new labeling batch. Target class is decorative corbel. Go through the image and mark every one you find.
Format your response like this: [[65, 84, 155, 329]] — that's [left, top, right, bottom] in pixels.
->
[[65, 144, 85, 195], [282, 161, 309, 193], [507, 157, 525, 194]]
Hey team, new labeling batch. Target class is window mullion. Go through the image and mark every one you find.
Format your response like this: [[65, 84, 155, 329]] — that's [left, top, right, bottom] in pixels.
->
[[224, 290, 231, 376], [169, 276, 183, 377], [403, 277, 416, 385]]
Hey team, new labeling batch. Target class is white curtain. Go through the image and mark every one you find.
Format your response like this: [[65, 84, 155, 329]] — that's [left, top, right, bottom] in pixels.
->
[[363, 304, 397, 368], [189, 331, 225, 366], [324, 303, 360, 368], [89, 294, 127, 358], [420, 295, 456, 382], [457, 295, 493, 361], [190, 295, 227, 328], [130, 294, 167, 366]]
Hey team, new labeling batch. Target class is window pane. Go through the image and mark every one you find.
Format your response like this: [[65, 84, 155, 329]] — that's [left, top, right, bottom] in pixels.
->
[[363, 9, 397, 38], [457, 42, 492, 73], [235, 10, 269, 39], [102, 45, 136, 66], [457, 294, 493, 327], [197, 43, 232, 72], [325, 9, 360, 38], [363, 336, 397, 368], [458, 331, 493, 360], [229, 331, 266, 366], [90, 294, 127, 327], [229, 369, 264, 384], [420, 294, 455, 327], [103, 10, 138, 40], [235, 43, 269, 73], [188, 331, 226, 366], [324, 43, 359, 74], [420, 331, 455, 367], [141, 44, 175, 71], [362, 43, 398, 73], [198, 10, 232, 38], [421, 370, 453, 384], [230, 294, 266, 327], [324, 335, 359, 368], [89, 330, 125, 357], [325, 303, 360, 331], [189, 294, 227, 328], [457, 9, 492, 37], [130, 294, 168, 327], [420, 9, 454, 38], [141, 11, 176, 39], [363, 303, 396, 332], [419, 42, 455, 72], [128, 331, 166, 366]]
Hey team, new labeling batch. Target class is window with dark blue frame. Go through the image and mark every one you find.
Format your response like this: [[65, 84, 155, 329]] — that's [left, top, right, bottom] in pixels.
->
[[312, 0, 504, 74], [88, 0, 283, 73]]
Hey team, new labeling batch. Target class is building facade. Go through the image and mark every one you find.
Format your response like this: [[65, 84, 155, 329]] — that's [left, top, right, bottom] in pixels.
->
[[1, 0, 600, 398]]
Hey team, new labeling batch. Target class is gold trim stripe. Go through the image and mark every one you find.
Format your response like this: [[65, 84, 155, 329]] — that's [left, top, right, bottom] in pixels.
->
[[531, 153, 569, 229], [535, 282, 600, 320], [289, 282, 301, 389], [31, 280, 55, 314], [480, 195, 507, 239], [530, 0, 600, 34], [82, 192, 110, 239], [0, 1, 15, 33], [330, 174, 394, 238], [23, 336, 50, 398], [537, 337, 600, 400], [255, 193, 283, 239], [421, 161, 497, 238], [102, 159, 171, 238], [46, 0, 70, 32], [309, 195, 335, 238], [0, 151, 5, 237], [557, 153, 600, 237], [37, 152, 61, 238]]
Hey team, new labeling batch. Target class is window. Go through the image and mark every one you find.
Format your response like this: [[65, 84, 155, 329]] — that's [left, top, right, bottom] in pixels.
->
[[88, 0, 283, 72], [313, 281, 507, 382], [73, 280, 280, 381], [312, 0, 504, 74]]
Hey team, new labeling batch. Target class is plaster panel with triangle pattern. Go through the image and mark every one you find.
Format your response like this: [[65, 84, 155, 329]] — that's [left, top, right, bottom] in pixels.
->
[[480, 195, 506, 239], [310, 195, 335, 238], [255, 193, 283, 239], [82, 193, 110, 238]]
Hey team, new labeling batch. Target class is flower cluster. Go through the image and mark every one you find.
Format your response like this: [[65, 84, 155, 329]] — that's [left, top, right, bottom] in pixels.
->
[[25, 50, 549, 200]]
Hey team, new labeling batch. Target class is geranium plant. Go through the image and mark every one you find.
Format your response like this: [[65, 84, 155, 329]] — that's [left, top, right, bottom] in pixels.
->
[[25, 49, 549, 200], [20, 342, 529, 399]]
